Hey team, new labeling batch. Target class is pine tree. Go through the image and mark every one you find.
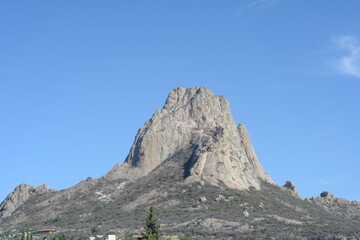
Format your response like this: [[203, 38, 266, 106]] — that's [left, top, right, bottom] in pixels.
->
[[144, 206, 160, 240]]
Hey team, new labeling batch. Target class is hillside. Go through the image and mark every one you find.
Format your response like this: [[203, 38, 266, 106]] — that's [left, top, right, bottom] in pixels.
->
[[1, 87, 360, 239]]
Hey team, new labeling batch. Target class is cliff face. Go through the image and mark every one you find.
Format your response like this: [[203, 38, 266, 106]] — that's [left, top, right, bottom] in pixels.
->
[[0, 184, 50, 218], [105, 86, 273, 190]]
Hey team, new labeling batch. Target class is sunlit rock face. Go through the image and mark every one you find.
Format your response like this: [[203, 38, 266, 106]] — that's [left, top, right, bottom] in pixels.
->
[[0, 184, 49, 218], [105, 86, 273, 190]]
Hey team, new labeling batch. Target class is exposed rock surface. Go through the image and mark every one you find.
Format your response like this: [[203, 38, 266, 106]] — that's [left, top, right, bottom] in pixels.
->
[[105, 86, 273, 190], [307, 191, 360, 220], [0, 184, 50, 218], [283, 180, 301, 198]]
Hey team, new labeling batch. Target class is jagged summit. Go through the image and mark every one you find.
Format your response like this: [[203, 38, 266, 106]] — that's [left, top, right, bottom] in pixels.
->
[[105, 86, 273, 190]]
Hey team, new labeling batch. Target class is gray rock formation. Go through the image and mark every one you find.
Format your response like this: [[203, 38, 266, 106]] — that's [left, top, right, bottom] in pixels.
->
[[283, 180, 301, 198], [0, 184, 50, 218], [307, 191, 360, 220], [105, 86, 273, 190]]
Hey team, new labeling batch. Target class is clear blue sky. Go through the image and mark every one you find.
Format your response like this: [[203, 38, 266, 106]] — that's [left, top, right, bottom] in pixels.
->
[[1, 1, 360, 202]]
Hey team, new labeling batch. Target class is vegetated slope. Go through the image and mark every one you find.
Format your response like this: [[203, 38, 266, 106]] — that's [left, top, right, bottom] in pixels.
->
[[1, 147, 360, 239]]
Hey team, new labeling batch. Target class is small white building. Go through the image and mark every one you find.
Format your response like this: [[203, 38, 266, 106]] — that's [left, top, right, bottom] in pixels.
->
[[107, 234, 116, 240]]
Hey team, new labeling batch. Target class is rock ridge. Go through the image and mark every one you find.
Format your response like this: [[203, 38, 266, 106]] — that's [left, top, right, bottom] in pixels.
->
[[0, 184, 50, 218], [306, 191, 360, 220]]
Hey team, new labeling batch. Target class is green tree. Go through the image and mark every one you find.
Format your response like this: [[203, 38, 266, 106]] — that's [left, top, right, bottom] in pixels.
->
[[143, 206, 160, 240], [26, 231, 31, 240], [91, 226, 101, 235], [21, 231, 25, 240], [52, 234, 66, 240]]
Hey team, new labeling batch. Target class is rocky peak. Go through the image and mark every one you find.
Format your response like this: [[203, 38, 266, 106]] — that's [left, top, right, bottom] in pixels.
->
[[105, 86, 273, 190], [0, 184, 50, 218]]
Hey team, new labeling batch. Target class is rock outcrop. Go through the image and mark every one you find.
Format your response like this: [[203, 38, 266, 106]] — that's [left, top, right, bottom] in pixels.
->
[[307, 191, 360, 220], [105, 86, 273, 190], [0, 184, 50, 218], [283, 181, 300, 198]]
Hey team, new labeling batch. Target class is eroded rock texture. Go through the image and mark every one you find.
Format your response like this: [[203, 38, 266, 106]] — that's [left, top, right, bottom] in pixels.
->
[[105, 86, 273, 190], [0, 184, 49, 218]]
